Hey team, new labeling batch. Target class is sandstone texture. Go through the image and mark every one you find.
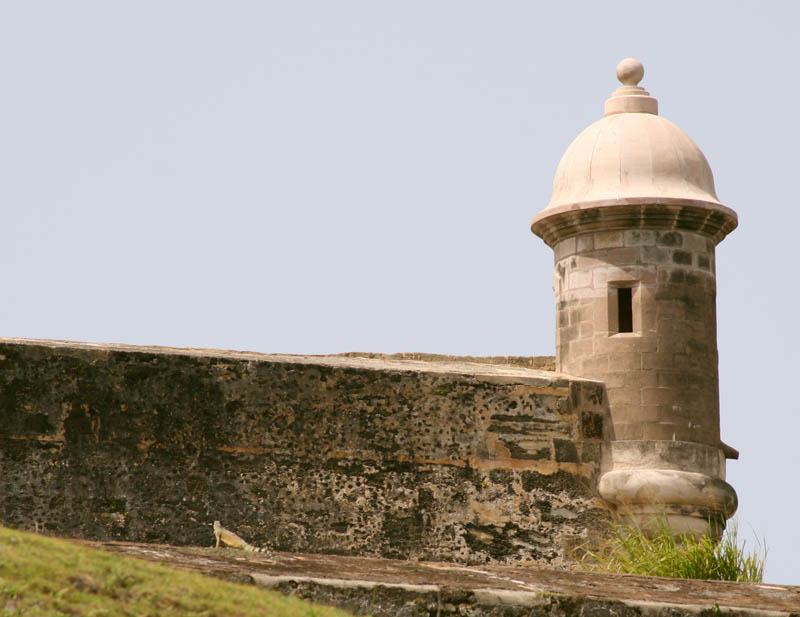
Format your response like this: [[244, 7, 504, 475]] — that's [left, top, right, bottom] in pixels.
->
[[0, 338, 607, 566], [552, 228, 721, 446]]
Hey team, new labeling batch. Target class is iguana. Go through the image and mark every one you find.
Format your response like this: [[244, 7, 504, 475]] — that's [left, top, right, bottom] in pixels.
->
[[212, 521, 270, 554]]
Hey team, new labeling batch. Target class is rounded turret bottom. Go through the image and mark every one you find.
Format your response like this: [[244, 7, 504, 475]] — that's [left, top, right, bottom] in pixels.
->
[[597, 441, 737, 539]]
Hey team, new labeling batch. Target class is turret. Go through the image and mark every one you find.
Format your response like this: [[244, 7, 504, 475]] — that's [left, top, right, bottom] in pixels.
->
[[531, 59, 738, 536]]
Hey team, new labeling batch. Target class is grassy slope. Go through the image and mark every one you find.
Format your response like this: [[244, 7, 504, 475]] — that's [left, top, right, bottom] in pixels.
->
[[0, 526, 355, 617]]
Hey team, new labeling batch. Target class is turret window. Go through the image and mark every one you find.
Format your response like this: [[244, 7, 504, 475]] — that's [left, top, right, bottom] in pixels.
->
[[608, 282, 639, 336], [617, 288, 633, 333]]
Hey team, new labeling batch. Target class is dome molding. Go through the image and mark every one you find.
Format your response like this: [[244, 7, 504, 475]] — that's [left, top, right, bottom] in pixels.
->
[[530, 199, 738, 247]]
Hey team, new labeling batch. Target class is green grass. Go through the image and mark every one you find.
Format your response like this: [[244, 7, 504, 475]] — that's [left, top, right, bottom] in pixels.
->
[[580, 518, 766, 582], [0, 525, 356, 617]]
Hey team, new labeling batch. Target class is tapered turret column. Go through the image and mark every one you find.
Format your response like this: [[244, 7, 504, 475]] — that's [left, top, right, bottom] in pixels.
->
[[531, 59, 738, 535]]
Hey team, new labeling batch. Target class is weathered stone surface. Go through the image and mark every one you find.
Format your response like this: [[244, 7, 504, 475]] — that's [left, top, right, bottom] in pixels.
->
[[337, 352, 556, 372], [552, 229, 721, 447], [84, 541, 800, 616], [0, 338, 607, 566]]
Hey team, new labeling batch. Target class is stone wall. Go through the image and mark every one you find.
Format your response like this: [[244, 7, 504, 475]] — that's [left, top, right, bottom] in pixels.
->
[[0, 338, 608, 566]]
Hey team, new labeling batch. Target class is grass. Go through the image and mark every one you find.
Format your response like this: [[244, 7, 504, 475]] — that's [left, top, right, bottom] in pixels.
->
[[0, 525, 356, 617], [580, 518, 766, 582]]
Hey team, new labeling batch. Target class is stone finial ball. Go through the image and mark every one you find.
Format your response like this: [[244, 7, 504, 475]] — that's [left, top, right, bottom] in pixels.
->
[[616, 58, 644, 86]]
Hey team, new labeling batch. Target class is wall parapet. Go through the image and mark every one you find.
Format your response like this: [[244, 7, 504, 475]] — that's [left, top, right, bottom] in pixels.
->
[[0, 338, 608, 566]]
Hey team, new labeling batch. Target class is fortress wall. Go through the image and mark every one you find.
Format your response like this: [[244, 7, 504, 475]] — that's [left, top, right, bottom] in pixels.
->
[[0, 338, 608, 566]]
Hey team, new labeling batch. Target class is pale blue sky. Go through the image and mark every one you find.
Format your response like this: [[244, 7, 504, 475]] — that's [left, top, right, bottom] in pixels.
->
[[3, 2, 798, 583]]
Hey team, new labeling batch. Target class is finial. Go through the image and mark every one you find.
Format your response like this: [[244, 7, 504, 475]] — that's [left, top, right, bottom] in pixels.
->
[[605, 58, 657, 116], [616, 58, 644, 86]]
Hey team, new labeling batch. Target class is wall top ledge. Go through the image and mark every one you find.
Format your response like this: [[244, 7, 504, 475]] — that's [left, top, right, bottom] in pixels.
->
[[0, 338, 581, 389]]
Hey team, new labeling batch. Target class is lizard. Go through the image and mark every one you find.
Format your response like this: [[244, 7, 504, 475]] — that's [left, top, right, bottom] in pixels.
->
[[212, 520, 271, 554]]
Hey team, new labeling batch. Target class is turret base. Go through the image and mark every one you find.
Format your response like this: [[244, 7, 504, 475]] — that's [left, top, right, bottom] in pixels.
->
[[598, 441, 737, 539]]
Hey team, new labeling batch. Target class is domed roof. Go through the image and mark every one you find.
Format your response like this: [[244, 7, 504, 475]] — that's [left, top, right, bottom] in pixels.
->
[[548, 112, 721, 209], [547, 58, 719, 210], [531, 59, 737, 246]]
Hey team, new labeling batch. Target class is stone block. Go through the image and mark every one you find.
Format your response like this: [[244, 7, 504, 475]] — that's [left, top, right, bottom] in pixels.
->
[[658, 371, 703, 389], [596, 335, 656, 354], [609, 352, 641, 370], [554, 438, 579, 463], [621, 371, 657, 390], [656, 231, 683, 247], [590, 247, 639, 265], [605, 386, 640, 406], [562, 286, 604, 302], [558, 325, 578, 342], [580, 353, 608, 372], [568, 270, 593, 289], [602, 371, 627, 388], [575, 255, 604, 271], [672, 250, 693, 266], [640, 246, 670, 264], [569, 307, 589, 325], [641, 422, 681, 441], [594, 231, 624, 249], [690, 406, 721, 430], [641, 387, 674, 405], [578, 382, 606, 411], [641, 351, 675, 370], [576, 234, 594, 252], [500, 438, 553, 460], [614, 423, 644, 440], [579, 439, 602, 463], [554, 237, 577, 261], [624, 230, 656, 247], [682, 232, 712, 253], [656, 268, 671, 285], [600, 265, 640, 286], [630, 265, 657, 284], [667, 269, 689, 285], [592, 267, 609, 288], [590, 294, 609, 323], [656, 300, 693, 323], [637, 404, 664, 422], [610, 404, 642, 424], [568, 338, 594, 358]]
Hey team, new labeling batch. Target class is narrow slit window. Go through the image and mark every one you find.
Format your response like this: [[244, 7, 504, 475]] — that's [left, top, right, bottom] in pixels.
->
[[618, 287, 633, 333]]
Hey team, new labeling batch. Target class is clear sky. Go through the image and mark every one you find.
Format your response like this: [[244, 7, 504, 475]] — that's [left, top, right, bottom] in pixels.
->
[[3, 2, 797, 583]]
